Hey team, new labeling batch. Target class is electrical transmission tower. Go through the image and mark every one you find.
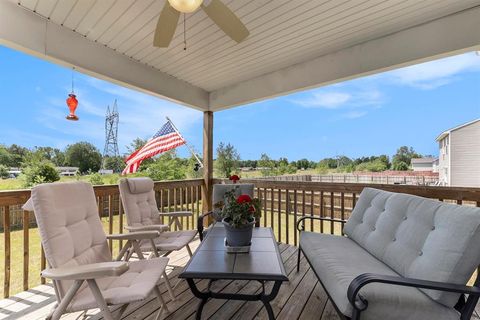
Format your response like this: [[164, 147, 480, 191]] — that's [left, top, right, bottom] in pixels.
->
[[102, 100, 120, 171]]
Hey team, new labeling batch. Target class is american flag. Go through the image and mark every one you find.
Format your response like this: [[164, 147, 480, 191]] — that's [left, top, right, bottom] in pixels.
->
[[122, 121, 186, 175]]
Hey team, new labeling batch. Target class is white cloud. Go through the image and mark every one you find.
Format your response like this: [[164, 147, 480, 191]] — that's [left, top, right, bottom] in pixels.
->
[[387, 52, 480, 89], [294, 92, 351, 109], [342, 111, 367, 119]]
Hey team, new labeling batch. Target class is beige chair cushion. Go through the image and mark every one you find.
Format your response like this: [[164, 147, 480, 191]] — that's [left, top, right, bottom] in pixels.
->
[[67, 257, 168, 312], [119, 178, 161, 227], [140, 230, 197, 252], [30, 182, 111, 298], [119, 177, 197, 253]]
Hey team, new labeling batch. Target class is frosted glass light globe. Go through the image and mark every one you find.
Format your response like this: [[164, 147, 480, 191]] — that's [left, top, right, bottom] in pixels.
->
[[168, 0, 203, 13]]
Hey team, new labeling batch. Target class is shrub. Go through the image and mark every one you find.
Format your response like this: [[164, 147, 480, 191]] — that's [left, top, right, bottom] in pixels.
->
[[0, 165, 9, 179], [22, 161, 60, 187], [88, 173, 104, 185]]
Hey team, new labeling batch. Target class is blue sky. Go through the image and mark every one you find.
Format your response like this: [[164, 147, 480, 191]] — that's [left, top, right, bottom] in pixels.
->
[[1, 45, 479, 161]]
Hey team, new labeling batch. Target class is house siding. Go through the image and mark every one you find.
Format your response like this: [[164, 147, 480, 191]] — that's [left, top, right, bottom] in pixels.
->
[[450, 121, 480, 187], [438, 137, 450, 185]]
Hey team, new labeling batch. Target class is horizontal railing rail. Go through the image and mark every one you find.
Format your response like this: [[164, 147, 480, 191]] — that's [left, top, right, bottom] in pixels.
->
[[2, 178, 480, 298], [0, 179, 204, 298]]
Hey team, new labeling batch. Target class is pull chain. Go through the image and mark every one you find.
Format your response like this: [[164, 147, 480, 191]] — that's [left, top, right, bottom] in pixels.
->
[[183, 13, 187, 51]]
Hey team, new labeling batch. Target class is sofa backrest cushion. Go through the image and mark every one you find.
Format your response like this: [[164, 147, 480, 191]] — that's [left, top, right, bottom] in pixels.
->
[[344, 187, 480, 307]]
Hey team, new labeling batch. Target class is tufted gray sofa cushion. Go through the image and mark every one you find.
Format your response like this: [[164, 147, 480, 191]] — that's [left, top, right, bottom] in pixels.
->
[[344, 187, 480, 307]]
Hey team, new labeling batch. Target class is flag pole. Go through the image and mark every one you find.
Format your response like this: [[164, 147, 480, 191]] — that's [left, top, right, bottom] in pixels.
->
[[166, 117, 204, 168]]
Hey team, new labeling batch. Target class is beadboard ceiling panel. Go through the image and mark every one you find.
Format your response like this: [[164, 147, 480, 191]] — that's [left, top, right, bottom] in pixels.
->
[[11, 0, 480, 98]]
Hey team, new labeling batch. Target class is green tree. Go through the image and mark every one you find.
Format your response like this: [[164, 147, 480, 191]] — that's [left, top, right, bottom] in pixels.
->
[[8, 144, 30, 167], [145, 151, 186, 181], [22, 161, 60, 187], [65, 142, 102, 174], [355, 159, 388, 172], [33, 146, 65, 166], [392, 146, 420, 170], [215, 142, 240, 178], [0, 164, 9, 179], [258, 153, 276, 176], [103, 156, 125, 173], [296, 158, 310, 170], [0, 145, 13, 167]]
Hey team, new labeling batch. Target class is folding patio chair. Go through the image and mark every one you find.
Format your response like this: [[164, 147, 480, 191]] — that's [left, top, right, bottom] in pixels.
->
[[23, 181, 171, 320], [119, 177, 197, 258]]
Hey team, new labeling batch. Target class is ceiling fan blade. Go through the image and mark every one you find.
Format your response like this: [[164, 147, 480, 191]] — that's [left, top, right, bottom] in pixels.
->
[[153, 1, 180, 48], [201, 0, 249, 43]]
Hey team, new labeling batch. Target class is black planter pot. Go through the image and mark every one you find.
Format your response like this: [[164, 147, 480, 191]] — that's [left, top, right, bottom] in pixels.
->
[[222, 218, 255, 247]]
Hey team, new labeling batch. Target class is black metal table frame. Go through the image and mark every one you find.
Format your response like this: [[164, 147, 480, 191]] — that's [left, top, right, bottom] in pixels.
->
[[186, 278, 283, 320]]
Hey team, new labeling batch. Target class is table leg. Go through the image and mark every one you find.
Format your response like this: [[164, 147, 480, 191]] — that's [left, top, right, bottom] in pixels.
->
[[186, 278, 211, 320], [260, 281, 282, 320]]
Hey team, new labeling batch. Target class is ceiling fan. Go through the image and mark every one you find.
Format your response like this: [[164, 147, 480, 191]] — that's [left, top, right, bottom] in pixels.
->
[[153, 0, 249, 48]]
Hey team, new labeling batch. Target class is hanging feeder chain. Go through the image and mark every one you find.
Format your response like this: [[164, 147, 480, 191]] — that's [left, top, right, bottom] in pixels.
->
[[71, 67, 75, 94]]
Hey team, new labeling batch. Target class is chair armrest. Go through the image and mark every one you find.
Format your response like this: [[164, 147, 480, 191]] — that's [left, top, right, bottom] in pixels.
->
[[125, 225, 169, 232], [41, 261, 128, 280], [107, 231, 160, 241], [197, 211, 214, 241], [296, 216, 346, 232], [158, 211, 193, 217], [347, 273, 480, 311]]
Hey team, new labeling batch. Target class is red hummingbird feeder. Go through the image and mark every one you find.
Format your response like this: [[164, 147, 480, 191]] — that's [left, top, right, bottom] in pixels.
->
[[66, 93, 79, 121], [66, 67, 79, 121]]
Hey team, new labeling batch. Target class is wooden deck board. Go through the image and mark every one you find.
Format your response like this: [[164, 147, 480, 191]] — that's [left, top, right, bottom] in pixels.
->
[[2, 240, 480, 320]]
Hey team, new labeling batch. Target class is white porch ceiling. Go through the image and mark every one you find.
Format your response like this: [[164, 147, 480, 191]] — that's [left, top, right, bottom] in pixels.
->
[[2, 0, 480, 111]]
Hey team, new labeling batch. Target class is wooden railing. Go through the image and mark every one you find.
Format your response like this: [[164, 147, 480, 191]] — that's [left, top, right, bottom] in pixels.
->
[[0, 179, 203, 298], [2, 178, 480, 298]]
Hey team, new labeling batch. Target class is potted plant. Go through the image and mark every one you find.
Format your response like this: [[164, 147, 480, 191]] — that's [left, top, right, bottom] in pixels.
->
[[220, 188, 261, 247], [229, 174, 240, 184]]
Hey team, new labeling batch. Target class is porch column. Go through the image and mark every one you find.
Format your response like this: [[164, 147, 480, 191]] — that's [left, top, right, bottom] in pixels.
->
[[202, 111, 213, 215]]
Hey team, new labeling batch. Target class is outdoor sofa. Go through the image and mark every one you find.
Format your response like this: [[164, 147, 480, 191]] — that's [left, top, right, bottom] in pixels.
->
[[297, 187, 480, 320]]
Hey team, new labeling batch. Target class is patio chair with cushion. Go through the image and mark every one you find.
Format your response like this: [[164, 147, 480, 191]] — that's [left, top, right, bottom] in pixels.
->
[[297, 187, 480, 320], [197, 183, 255, 241], [23, 182, 170, 320], [119, 177, 197, 258]]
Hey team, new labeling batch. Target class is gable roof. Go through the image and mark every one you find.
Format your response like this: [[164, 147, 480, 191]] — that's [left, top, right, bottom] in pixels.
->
[[436, 118, 480, 141]]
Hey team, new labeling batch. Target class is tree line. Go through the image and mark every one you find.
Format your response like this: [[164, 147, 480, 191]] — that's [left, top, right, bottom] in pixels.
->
[[0, 140, 427, 187], [215, 143, 427, 178]]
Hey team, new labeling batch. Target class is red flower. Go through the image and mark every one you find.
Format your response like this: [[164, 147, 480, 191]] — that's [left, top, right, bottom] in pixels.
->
[[237, 194, 252, 204], [229, 175, 240, 183]]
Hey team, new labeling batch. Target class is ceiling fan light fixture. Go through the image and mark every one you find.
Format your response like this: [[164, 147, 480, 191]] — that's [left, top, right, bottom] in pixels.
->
[[168, 0, 203, 13]]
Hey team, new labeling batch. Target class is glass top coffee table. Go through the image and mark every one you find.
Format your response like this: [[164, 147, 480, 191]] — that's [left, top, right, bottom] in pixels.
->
[[179, 223, 288, 320]]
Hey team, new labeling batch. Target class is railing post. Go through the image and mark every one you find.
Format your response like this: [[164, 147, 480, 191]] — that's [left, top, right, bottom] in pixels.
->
[[3, 206, 11, 298], [202, 111, 214, 222]]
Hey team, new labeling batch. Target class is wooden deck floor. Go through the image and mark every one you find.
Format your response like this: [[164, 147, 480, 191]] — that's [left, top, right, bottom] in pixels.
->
[[2, 239, 480, 320]]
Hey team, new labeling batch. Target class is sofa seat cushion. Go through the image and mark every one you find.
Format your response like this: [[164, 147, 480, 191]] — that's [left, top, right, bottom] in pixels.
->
[[300, 232, 460, 320]]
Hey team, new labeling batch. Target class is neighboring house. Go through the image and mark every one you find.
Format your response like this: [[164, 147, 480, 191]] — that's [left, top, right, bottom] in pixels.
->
[[436, 119, 480, 187], [411, 157, 438, 172], [56, 167, 79, 176]]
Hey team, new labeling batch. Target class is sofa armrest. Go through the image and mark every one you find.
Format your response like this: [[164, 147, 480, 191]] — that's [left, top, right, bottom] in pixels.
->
[[125, 224, 169, 232], [41, 261, 128, 280], [347, 273, 480, 312], [296, 216, 347, 233], [197, 211, 214, 241], [158, 211, 193, 217], [107, 231, 160, 241]]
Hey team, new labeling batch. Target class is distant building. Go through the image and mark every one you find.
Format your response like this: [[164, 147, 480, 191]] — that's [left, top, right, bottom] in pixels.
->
[[56, 167, 79, 176], [436, 119, 480, 187], [411, 157, 438, 172]]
